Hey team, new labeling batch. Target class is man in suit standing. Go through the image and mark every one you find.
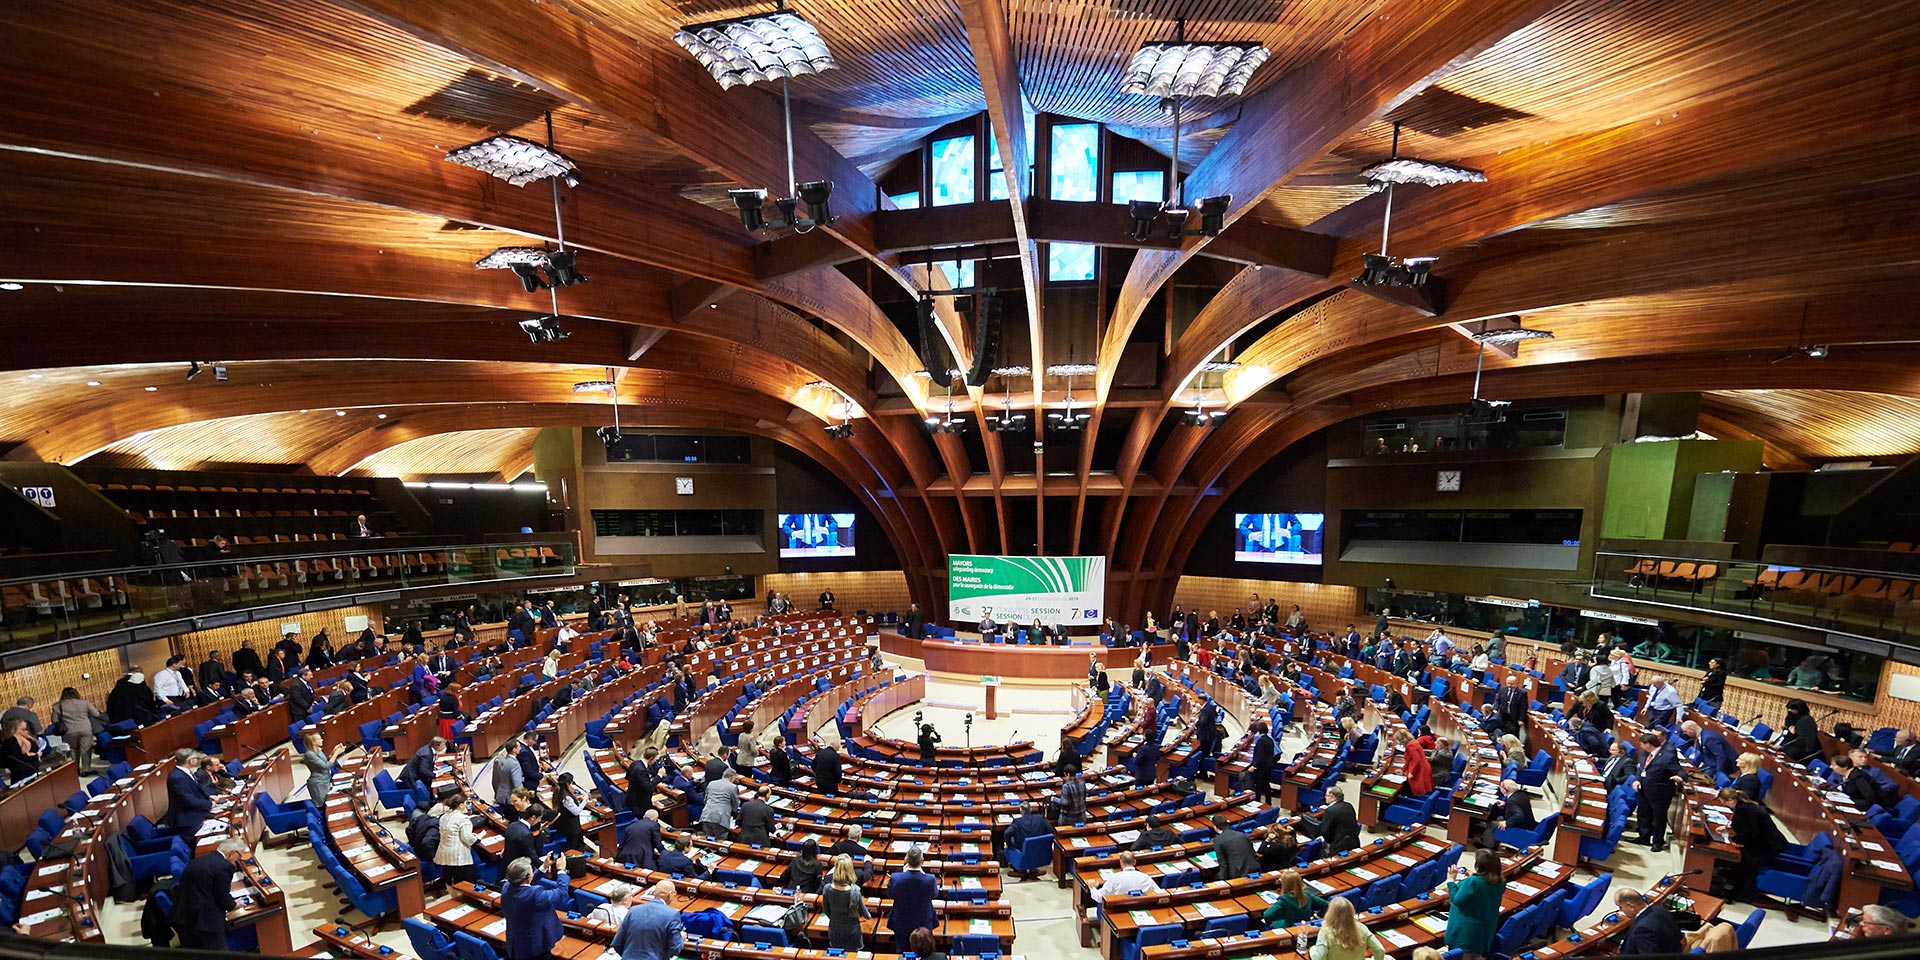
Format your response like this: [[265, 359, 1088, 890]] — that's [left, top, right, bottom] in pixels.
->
[[736, 790, 777, 846], [1132, 730, 1161, 787], [165, 750, 214, 836], [885, 846, 938, 953], [1317, 787, 1362, 855], [978, 608, 998, 639], [1679, 721, 1736, 777], [811, 740, 842, 794], [829, 825, 877, 884], [284, 666, 316, 719], [493, 741, 525, 809], [1614, 887, 1682, 955], [1632, 731, 1682, 852], [1560, 654, 1591, 696], [502, 798, 546, 866], [618, 810, 664, 870], [501, 855, 570, 960], [625, 747, 658, 818], [699, 769, 740, 840], [1249, 721, 1276, 803], [611, 879, 683, 960], [509, 600, 540, 644], [429, 647, 457, 688], [1493, 674, 1530, 744], [1197, 698, 1221, 756], [171, 837, 249, 948], [1210, 815, 1259, 880], [902, 603, 926, 640]]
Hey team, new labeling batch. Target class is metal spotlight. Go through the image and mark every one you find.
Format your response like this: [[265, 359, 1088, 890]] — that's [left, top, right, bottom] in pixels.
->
[[518, 316, 569, 344], [825, 422, 856, 440], [797, 180, 835, 226], [544, 249, 588, 287], [595, 425, 621, 445], [185, 361, 202, 381], [509, 262, 552, 293], [1197, 195, 1231, 236], [1127, 200, 1160, 242], [729, 188, 770, 232]]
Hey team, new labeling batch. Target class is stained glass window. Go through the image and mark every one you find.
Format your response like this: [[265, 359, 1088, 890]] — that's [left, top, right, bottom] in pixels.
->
[[1049, 123, 1099, 202], [888, 191, 921, 209], [1048, 242, 1096, 282], [1112, 170, 1166, 205], [930, 136, 976, 207]]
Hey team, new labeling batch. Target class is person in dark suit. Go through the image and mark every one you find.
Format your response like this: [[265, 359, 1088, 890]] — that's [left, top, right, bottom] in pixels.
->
[[1615, 887, 1683, 955], [502, 797, 546, 866], [106, 671, 160, 726], [737, 792, 777, 846], [1570, 717, 1607, 759], [509, 600, 540, 645], [397, 738, 442, 790], [812, 742, 842, 794], [429, 648, 457, 688], [1211, 815, 1259, 880], [829, 825, 876, 884], [1632, 732, 1681, 852], [1428, 737, 1460, 790], [1601, 741, 1636, 792], [350, 514, 374, 538], [1002, 802, 1054, 876], [1132, 732, 1161, 787], [902, 603, 926, 640], [230, 640, 264, 679], [767, 742, 792, 786], [165, 750, 215, 836], [618, 811, 662, 870], [284, 666, 315, 719], [1483, 778, 1537, 847], [625, 747, 658, 818], [657, 836, 707, 879], [1317, 787, 1361, 855], [1834, 754, 1881, 811], [1720, 787, 1786, 900], [501, 855, 570, 960], [1492, 675, 1529, 743], [885, 847, 938, 953], [171, 838, 248, 949], [1249, 721, 1276, 803], [1886, 729, 1920, 776]]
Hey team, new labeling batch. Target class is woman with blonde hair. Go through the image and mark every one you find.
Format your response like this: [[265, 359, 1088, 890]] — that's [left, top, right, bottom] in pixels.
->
[[1309, 896, 1386, 960], [823, 853, 870, 950], [1262, 868, 1328, 928], [1731, 751, 1765, 800]]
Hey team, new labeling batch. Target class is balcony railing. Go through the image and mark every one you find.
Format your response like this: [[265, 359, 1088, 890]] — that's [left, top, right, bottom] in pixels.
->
[[0, 538, 578, 655], [1590, 550, 1920, 645]]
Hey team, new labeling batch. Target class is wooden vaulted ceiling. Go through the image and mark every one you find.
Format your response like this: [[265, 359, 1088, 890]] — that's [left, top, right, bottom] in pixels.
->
[[5, 0, 1920, 619]]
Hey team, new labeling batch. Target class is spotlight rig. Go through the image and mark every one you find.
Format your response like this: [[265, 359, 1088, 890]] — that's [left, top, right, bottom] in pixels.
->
[[1351, 122, 1483, 292], [518, 316, 569, 344], [477, 246, 589, 292], [446, 113, 589, 344], [1118, 20, 1257, 244]]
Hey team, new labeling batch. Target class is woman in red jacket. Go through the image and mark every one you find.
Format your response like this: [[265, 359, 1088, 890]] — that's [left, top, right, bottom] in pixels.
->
[[1396, 728, 1434, 795]]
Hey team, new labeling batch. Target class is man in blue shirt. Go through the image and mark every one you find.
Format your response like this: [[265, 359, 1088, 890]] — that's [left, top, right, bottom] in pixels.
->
[[500, 855, 570, 960], [1645, 677, 1682, 728], [886, 846, 938, 953], [611, 879, 684, 960]]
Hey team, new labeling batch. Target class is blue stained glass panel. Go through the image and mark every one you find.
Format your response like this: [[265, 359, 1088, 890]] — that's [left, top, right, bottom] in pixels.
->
[[930, 136, 976, 207], [1049, 123, 1099, 202], [888, 191, 921, 209], [1048, 242, 1096, 282], [1112, 170, 1166, 205]]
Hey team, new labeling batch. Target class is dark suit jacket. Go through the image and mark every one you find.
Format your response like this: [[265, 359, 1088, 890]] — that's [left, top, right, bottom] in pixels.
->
[[1619, 905, 1683, 955], [1892, 742, 1920, 775], [165, 766, 214, 835], [501, 873, 570, 959], [1843, 768, 1880, 810], [1494, 687, 1529, 726], [658, 848, 707, 879], [885, 869, 937, 936], [1640, 744, 1681, 789], [1320, 801, 1361, 854], [737, 799, 777, 846], [1251, 733, 1276, 770], [398, 746, 436, 788], [1499, 790, 1537, 830], [1782, 714, 1821, 762], [285, 679, 314, 718], [171, 852, 236, 939], [813, 749, 842, 793], [1213, 827, 1259, 879], [618, 818, 661, 870], [1574, 727, 1608, 759], [625, 760, 656, 817], [503, 820, 542, 866], [1602, 755, 1635, 792]]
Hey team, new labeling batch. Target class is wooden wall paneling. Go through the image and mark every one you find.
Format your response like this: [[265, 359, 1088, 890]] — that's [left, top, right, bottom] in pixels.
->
[[1169, 576, 1364, 631], [761, 571, 914, 620], [0, 649, 131, 718]]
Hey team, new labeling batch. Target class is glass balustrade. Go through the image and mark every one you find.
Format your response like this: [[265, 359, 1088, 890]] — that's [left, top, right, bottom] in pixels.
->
[[1591, 551, 1920, 645]]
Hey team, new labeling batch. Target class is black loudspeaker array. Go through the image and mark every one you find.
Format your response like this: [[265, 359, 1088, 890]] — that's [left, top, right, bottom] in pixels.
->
[[965, 294, 1003, 387], [917, 297, 952, 388]]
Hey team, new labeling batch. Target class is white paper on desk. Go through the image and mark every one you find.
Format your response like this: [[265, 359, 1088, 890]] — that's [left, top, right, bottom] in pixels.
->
[[745, 904, 788, 924], [961, 877, 983, 889], [1509, 882, 1541, 896], [194, 819, 229, 837], [36, 865, 64, 877], [1070, 837, 1090, 848], [1195, 901, 1224, 918], [441, 904, 476, 922], [20, 908, 66, 926], [1862, 841, 1886, 852], [482, 919, 506, 937], [1381, 929, 1418, 948], [1111, 830, 1141, 844]]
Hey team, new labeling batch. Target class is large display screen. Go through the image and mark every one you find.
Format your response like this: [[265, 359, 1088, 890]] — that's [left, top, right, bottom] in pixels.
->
[[948, 554, 1106, 626], [1234, 513, 1326, 565], [777, 513, 856, 558]]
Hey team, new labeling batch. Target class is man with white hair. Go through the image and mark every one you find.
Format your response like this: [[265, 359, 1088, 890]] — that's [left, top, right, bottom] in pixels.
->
[[586, 881, 637, 927], [170, 837, 250, 948], [1483, 777, 1537, 848], [1856, 903, 1909, 937]]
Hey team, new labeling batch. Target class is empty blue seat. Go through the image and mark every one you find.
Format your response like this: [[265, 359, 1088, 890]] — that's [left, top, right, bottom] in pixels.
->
[[740, 924, 788, 947], [403, 918, 455, 960]]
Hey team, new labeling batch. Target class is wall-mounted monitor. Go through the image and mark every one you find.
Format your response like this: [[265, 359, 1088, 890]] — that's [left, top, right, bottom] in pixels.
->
[[1234, 512, 1325, 565], [778, 513, 856, 558]]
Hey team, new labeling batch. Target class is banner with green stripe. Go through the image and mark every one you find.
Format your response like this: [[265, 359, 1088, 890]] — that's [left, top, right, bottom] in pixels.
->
[[946, 554, 1106, 625]]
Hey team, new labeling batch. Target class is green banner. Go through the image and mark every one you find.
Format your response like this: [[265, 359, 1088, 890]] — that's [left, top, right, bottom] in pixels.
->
[[947, 554, 1106, 625]]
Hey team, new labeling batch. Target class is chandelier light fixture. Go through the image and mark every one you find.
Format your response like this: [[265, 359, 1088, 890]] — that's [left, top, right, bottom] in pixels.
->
[[925, 398, 968, 435], [985, 364, 1030, 434], [1120, 19, 1248, 243], [571, 378, 616, 394], [681, 2, 838, 235], [1467, 318, 1554, 346], [449, 114, 588, 341], [673, 1, 836, 91], [1046, 351, 1094, 433], [1182, 401, 1228, 428], [1353, 123, 1484, 290]]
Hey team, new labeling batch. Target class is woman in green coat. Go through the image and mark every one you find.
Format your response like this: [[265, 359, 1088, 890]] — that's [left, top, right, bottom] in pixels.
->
[[1263, 869, 1330, 928], [1445, 849, 1506, 960]]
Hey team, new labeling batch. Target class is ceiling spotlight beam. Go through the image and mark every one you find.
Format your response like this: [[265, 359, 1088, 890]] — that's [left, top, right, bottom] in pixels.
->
[[1100, 0, 1563, 401]]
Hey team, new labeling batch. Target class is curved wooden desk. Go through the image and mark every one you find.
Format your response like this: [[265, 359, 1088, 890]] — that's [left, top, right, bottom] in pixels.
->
[[883, 633, 1175, 680]]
